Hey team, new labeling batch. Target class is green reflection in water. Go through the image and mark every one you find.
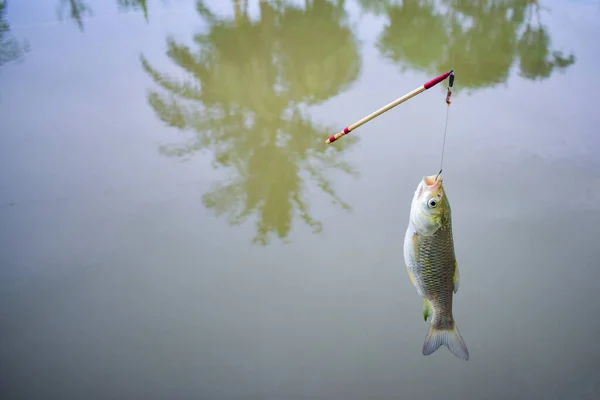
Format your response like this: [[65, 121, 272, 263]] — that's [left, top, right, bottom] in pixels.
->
[[1, 0, 30, 67], [358, 0, 575, 91], [141, 0, 361, 245], [57, 0, 93, 31], [116, 0, 149, 21], [58, 0, 149, 30]]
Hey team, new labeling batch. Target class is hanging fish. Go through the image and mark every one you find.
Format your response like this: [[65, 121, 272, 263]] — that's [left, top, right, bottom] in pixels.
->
[[403, 173, 469, 360]]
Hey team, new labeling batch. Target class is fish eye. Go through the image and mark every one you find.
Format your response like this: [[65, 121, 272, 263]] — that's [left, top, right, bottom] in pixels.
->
[[427, 198, 438, 209]]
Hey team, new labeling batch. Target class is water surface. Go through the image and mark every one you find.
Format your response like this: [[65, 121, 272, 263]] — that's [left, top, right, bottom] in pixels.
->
[[1, 0, 599, 399]]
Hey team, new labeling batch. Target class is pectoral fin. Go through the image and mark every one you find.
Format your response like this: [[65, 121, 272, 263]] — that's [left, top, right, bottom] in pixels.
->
[[407, 269, 417, 287], [406, 233, 422, 295], [453, 261, 460, 294], [423, 298, 432, 321], [411, 232, 420, 262]]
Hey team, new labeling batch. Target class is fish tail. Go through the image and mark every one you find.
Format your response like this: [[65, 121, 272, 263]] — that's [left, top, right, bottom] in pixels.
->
[[422, 321, 469, 361]]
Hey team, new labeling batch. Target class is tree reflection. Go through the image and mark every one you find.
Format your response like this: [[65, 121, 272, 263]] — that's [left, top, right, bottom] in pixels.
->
[[59, 0, 149, 30], [1, 0, 29, 67], [140, 0, 361, 245], [117, 0, 149, 21], [58, 0, 92, 31], [358, 0, 575, 91]]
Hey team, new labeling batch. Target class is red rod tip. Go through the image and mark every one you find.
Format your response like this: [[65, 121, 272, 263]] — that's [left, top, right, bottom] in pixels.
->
[[423, 71, 452, 90]]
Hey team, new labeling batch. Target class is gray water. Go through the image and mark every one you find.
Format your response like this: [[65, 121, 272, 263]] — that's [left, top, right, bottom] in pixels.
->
[[1, 0, 599, 399]]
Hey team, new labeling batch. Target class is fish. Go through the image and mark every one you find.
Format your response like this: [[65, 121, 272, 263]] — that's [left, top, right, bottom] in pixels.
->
[[403, 173, 469, 360]]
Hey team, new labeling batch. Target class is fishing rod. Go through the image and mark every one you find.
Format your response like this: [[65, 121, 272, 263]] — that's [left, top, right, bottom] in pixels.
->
[[325, 71, 453, 144]]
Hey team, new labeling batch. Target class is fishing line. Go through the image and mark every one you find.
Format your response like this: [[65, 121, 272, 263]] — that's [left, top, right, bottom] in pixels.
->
[[436, 37, 457, 180], [436, 70, 454, 180], [437, 104, 450, 177]]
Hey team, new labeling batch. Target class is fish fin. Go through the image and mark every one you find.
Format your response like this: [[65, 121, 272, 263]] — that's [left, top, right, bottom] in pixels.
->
[[423, 298, 431, 322], [411, 232, 420, 261], [453, 261, 460, 294], [407, 267, 423, 296], [422, 323, 469, 361], [404, 228, 422, 295], [407, 269, 417, 287]]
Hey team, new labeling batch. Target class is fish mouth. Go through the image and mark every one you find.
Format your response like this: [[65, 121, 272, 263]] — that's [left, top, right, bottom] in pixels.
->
[[424, 174, 443, 187]]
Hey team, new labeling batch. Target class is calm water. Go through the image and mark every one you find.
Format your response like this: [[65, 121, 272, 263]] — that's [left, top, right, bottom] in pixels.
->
[[1, 0, 599, 398]]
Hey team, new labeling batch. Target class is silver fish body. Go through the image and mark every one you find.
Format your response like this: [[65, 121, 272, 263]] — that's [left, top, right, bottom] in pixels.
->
[[403, 174, 469, 361]]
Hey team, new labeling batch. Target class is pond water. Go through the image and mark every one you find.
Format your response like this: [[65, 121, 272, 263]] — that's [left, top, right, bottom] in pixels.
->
[[1, 0, 599, 399]]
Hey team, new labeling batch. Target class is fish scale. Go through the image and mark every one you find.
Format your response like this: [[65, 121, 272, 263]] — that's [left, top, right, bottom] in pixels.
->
[[414, 222, 456, 330]]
